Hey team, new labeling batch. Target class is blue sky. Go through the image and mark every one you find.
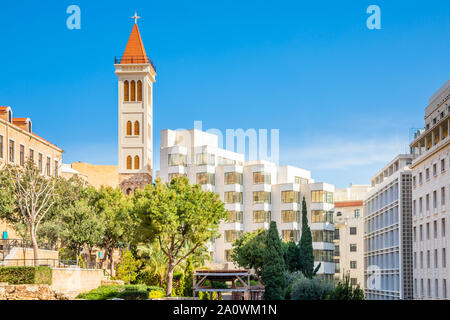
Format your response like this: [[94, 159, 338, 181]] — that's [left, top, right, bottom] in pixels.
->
[[0, 0, 448, 188]]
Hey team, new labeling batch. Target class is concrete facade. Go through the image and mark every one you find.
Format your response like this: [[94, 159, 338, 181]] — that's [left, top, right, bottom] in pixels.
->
[[363, 154, 413, 300], [409, 80, 450, 300], [158, 128, 335, 278], [334, 184, 371, 288]]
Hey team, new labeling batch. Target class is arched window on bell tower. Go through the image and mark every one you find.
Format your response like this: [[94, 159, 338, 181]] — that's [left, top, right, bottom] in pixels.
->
[[124, 81, 129, 101], [137, 80, 142, 101], [126, 121, 132, 135], [134, 156, 140, 170], [126, 156, 132, 169], [134, 121, 140, 136], [130, 81, 136, 101]]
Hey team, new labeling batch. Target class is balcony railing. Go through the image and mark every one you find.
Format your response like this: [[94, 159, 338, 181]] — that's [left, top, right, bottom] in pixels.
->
[[114, 56, 156, 71]]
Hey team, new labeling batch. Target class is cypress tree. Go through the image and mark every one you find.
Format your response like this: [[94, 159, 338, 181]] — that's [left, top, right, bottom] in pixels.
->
[[262, 221, 286, 300], [183, 257, 194, 297], [298, 196, 319, 278]]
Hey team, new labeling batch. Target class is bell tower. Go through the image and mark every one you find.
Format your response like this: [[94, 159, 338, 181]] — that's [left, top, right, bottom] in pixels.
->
[[115, 13, 156, 194]]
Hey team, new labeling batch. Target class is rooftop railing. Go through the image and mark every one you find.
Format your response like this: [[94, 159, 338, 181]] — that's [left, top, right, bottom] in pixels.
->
[[114, 56, 156, 71]]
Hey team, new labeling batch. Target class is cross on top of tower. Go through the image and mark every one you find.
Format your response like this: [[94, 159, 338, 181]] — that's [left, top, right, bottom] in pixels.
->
[[131, 11, 140, 24]]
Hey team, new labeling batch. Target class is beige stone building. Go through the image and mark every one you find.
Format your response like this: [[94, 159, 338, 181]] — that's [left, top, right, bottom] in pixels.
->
[[334, 184, 371, 288], [61, 162, 118, 189], [0, 105, 63, 240]]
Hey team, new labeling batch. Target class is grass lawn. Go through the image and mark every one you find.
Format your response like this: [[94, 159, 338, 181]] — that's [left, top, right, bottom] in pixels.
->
[[76, 284, 165, 300]]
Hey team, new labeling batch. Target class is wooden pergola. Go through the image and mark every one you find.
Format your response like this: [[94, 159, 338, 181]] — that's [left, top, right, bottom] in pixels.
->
[[193, 270, 251, 300]]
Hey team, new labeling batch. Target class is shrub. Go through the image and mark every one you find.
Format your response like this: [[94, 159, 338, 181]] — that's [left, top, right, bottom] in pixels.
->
[[0, 266, 52, 285], [149, 290, 165, 299], [290, 275, 334, 300], [76, 284, 164, 300], [327, 273, 364, 300]]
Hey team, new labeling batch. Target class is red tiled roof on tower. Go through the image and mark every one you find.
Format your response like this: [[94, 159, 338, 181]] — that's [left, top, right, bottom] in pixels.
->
[[121, 24, 148, 64]]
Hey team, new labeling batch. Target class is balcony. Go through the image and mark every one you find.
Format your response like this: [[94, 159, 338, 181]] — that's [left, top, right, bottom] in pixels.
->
[[114, 56, 156, 71]]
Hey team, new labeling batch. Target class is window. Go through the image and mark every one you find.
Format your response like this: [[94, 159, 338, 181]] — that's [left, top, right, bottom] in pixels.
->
[[444, 280, 447, 299], [420, 225, 423, 241], [420, 279, 424, 296], [311, 190, 333, 203], [428, 279, 431, 297], [0, 135, 3, 158], [281, 191, 299, 203], [38, 153, 43, 173], [253, 172, 271, 184], [137, 80, 142, 101], [419, 172, 423, 184], [294, 176, 308, 185], [354, 209, 360, 218], [134, 156, 140, 170], [414, 252, 417, 269], [227, 211, 243, 223], [426, 168, 430, 180], [196, 153, 215, 166], [441, 159, 446, 172], [312, 230, 334, 243], [253, 210, 271, 223], [168, 153, 187, 166], [313, 249, 333, 262], [433, 164, 437, 176], [126, 121, 132, 135], [29, 149, 34, 162], [350, 227, 357, 235], [224, 250, 233, 262], [134, 121, 140, 135], [419, 197, 423, 213], [350, 244, 357, 252], [19, 144, 24, 166], [46, 157, 51, 176], [442, 187, 446, 205], [224, 172, 242, 185], [413, 200, 416, 216], [311, 210, 333, 223], [420, 251, 423, 268], [334, 245, 340, 256], [253, 191, 271, 204], [123, 80, 129, 101], [282, 230, 300, 242], [126, 156, 132, 169], [413, 227, 416, 242], [196, 172, 215, 185], [442, 218, 446, 237], [225, 230, 242, 243], [434, 220, 438, 239], [426, 194, 430, 211], [334, 228, 340, 240], [350, 261, 357, 269], [413, 176, 416, 187], [434, 249, 438, 268], [282, 210, 300, 223], [443, 248, 447, 268], [130, 80, 136, 101], [427, 250, 430, 268], [426, 223, 430, 240], [350, 278, 358, 286], [433, 191, 437, 209], [224, 191, 243, 204], [54, 160, 59, 177]]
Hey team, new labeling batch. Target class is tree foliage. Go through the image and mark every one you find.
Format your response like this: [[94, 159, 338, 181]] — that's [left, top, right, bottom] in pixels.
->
[[134, 177, 227, 297], [290, 274, 334, 300], [116, 249, 143, 285], [299, 196, 320, 278], [231, 228, 266, 280], [261, 221, 286, 300], [283, 241, 301, 273], [327, 272, 364, 300]]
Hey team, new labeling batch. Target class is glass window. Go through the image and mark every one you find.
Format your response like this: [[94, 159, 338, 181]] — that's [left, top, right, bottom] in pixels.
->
[[282, 230, 300, 242], [253, 210, 271, 223], [350, 261, 357, 269], [253, 172, 271, 184], [225, 230, 242, 243], [313, 249, 334, 262], [311, 210, 334, 223], [282, 210, 300, 223], [350, 244, 357, 252], [46, 157, 51, 176], [38, 153, 43, 173], [311, 190, 333, 203], [253, 191, 271, 204], [19, 144, 24, 166], [294, 176, 308, 185], [350, 227, 357, 235], [354, 209, 360, 218], [168, 153, 187, 166], [281, 190, 300, 203], [227, 211, 243, 223], [196, 153, 215, 166], [225, 249, 233, 262], [196, 172, 215, 185], [0, 135, 3, 159], [224, 192, 243, 204], [225, 172, 243, 185], [312, 230, 334, 243]]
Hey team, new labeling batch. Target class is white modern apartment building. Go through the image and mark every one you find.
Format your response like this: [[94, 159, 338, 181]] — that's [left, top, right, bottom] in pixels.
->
[[158, 128, 335, 278], [363, 154, 414, 300], [409, 80, 450, 300], [334, 184, 371, 288]]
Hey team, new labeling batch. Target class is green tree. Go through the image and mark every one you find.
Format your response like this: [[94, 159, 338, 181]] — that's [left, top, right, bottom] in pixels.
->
[[134, 177, 227, 297], [231, 228, 266, 280], [298, 196, 320, 278], [183, 256, 194, 297], [116, 249, 143, 284], [261, 221, 285, 300], [136, 242, 169, 287], [283, 241, 301, 272], [90, 186, 134, 276], [59, 199, 105, 263], [290, 274, 334, 300], [327, 272, 364, 300], [0, 160, 57, 263]]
